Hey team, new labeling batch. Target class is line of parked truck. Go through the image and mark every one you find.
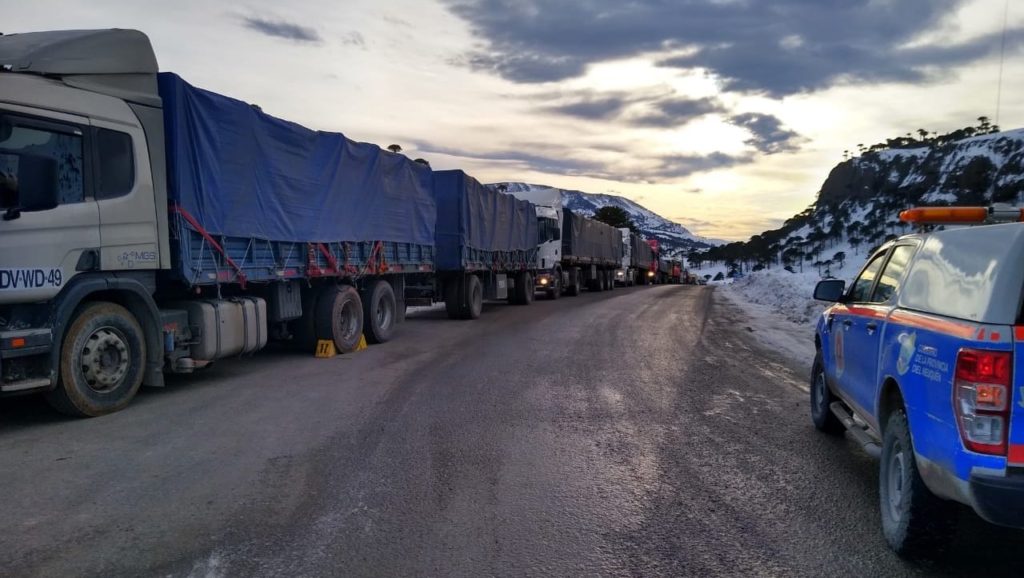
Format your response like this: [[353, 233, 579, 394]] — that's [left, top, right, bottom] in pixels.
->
[[0, 29, 691, 416]]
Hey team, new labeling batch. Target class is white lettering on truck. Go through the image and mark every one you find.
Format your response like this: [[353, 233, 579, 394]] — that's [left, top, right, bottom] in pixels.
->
[[0, 268, 63, 291]]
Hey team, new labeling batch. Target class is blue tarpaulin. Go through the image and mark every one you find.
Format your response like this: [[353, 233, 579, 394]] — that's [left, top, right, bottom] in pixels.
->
[[433, 170, 538, 271], [159, 73, 435, 246]]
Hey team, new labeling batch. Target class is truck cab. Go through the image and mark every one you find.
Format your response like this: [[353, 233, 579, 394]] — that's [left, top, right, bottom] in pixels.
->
[[0, 30, 169, 404], [503, 187, 564, 297], [614, 227, 633, 286], [811, 206, 1024, 554]]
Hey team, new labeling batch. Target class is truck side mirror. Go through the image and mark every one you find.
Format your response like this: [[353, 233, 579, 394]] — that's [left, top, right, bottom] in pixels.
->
[[813, 279, 846, 302]]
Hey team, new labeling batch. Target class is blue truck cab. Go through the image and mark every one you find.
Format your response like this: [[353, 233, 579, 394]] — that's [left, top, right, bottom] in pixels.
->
[[811, 207, 1024, 554]]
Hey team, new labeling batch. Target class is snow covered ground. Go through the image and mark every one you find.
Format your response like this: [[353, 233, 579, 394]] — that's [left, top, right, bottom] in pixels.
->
[[709, 244, 867, 368]]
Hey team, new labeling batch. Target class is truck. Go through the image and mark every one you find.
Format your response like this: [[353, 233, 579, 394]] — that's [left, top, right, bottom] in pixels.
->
[[0, 29, 447, 416], [614, 228, 634, 287], [811, 205, 1024, 554], [416, 170, 538, 319], [614, 229, 656, 287], [502, 187, 621, 297]]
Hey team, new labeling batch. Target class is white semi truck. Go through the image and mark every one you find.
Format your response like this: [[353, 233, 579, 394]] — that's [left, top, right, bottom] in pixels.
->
[[502, 187, 621, 297], [614, 228, 635, 286]]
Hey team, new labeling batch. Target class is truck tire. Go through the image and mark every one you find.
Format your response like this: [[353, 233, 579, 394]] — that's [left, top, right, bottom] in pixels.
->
[[445, 277, 465, 320], [363, 280, 397, 344], [515, 272, 534, 305], [879, 409, 954, 556], [607, 271, 615, 291], [567, 281, 580, 297], [316, 285, 363, 353], [547, 276, 561, 300], [810, 351, 844, 435], [46, 302, 146, 417], [466, 275, 483, 319]]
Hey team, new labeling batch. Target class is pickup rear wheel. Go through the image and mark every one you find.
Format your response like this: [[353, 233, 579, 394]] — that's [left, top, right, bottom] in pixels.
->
[[810, 351, 844, 435], [879, 409, 954, 556], [47, 302, 146, 417]]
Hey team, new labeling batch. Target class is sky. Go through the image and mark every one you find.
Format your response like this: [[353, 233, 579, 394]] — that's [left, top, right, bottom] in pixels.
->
[[6, 0, 1023, 241]]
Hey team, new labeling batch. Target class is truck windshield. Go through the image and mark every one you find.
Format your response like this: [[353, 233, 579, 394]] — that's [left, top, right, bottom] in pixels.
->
[[538, 216, 560, 243]]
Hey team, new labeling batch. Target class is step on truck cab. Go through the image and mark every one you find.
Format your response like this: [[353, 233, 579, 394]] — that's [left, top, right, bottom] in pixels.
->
[[0, 29, 438, 416], [812, 205, 1024, 554]]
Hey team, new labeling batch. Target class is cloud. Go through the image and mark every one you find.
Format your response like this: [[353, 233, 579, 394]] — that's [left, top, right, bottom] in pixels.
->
[[630, 96, 725, 127], [414, 140, 746, 183], [442, 0, 1024, 97], [241, 15, 322, 44], [544, 92, 636, 120], [341, 31, 366, 48], [728, 113, 804, 154], [538, 90, 724, 128]]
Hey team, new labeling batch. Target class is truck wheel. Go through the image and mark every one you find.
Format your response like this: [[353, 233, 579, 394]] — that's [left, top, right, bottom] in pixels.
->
[[567, 281, 580, 297], [445, 277, 465, 320], [363, 280, 396, 344], [316, 285, 363, 353], [517, 272, 534, 305], [46, 302, 146, 417], [608, 271, 615, 291], [879, 409, 954, 556], [466, 275, 483, 319], [547, 276, 561, 300], [810, 351, 844, 435]]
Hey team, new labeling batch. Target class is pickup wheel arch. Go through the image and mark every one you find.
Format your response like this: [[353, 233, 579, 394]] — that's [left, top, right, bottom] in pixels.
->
[[51, 274, 164, 389], [877, 378, 904, 436]]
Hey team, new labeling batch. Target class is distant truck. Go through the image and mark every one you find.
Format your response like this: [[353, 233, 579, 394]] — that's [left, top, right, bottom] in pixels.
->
[[502, 188, 621, 296], [421, 170, 538, 319], [811, 205, 1024, 554], [0, 29, 532, 416], [615, 229, 655, 287], [614, 228, 634, 286]]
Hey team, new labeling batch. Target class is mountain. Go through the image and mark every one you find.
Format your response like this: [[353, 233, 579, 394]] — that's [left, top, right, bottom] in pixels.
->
[[489, 182, 721, 255], [696, 125, 1024, 272]]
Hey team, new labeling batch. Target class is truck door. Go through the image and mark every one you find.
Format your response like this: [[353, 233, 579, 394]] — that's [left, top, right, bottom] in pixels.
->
[[0, 110, 99, 304], [91, 120, 160, 271], [830, 249, 889, 416]]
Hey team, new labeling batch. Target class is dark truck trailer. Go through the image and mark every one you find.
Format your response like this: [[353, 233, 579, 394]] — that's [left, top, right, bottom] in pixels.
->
[[424, 170, 539, 319], [0, 30, 438, 416], [630, 233, 655, 285], [561, 209, 622, 293], [657, 258, 683, 284]]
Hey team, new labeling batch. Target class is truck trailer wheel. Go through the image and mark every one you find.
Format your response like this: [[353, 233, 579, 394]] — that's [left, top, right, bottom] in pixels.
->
[[46, 302, 146, 417], [879, 409, 954, 556], [316, 285, 364, 353], [363, 280, 397, 344], [445, 277, 465, 320], [465, 275, 483, 319]]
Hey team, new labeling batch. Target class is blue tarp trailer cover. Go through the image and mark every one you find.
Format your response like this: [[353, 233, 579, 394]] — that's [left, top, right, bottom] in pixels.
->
[[433, 170, 538, 272], [158, 73, 436, 286]]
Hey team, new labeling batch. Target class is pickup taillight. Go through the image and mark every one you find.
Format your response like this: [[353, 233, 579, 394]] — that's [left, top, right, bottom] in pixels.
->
[[954, 348, 1011, 456]]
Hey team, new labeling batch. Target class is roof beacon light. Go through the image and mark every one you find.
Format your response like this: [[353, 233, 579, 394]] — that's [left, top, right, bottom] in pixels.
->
[[899, 205, 1024, 225]]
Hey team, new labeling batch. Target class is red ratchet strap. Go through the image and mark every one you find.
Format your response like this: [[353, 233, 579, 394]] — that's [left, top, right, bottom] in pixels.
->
[[172, 205, 247, 289]]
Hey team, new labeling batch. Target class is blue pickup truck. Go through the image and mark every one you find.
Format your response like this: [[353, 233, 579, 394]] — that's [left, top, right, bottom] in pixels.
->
[[812, 206, 1024, 555]]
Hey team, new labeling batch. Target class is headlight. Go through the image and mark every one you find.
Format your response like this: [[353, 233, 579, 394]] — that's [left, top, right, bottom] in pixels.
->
[[647, 271, 655, 277], [539, 278, 549, 285]]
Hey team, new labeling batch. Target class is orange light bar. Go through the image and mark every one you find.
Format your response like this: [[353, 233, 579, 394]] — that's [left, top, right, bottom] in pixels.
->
[[10, 337, 26, 349], [899, 207, 990, 224]]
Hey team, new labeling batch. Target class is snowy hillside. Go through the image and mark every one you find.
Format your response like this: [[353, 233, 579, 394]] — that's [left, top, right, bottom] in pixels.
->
[[490, 182, 721, 255], [696, 123, 1024, 365]]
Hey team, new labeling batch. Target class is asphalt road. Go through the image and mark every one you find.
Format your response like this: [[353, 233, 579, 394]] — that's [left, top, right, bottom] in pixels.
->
[[1, 285, 1021, 577]]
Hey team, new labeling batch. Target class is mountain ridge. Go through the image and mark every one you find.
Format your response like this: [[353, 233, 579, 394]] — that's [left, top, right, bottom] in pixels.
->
[[489, 182, 721, 255]]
